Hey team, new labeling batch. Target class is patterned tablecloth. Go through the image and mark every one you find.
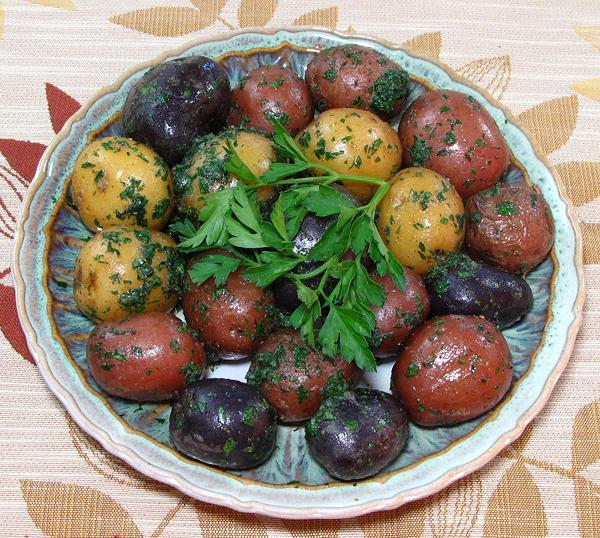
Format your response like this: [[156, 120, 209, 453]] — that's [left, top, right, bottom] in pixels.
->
[[1, 0, 599, 536]]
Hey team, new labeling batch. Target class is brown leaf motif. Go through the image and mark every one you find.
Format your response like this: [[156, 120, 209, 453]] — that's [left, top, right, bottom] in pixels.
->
[[483, 462, 548, 537], [196, 501, 269, 537], [579, 223, 600, 265], [401, 32, 442, 60], [293, 7, 338, 30], [555, 161, 600, 207], [574, 475, 600, 538], [571, 78, 600, 104], [572, 400, 600, 472], [517, 95, 579, 156], [457, 55, 511, 100], [357, 498, 427, 537], [21, 480, 143, 538], [237, 0, 278, 28], [282, 518, 341, 536], [574, 26, 600, 51]]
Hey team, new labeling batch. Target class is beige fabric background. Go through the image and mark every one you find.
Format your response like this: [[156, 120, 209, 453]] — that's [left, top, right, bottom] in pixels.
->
[[1, 0, 600, 536]]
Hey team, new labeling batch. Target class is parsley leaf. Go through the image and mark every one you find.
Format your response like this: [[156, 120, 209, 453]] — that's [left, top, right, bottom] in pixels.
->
[[188, 255, 240, 287]]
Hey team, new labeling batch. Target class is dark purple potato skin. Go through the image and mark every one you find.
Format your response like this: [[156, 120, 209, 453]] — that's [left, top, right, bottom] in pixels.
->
[[169, 379, 276, 470], [425, 253, 533, 329], [305, 389, 408, 480], [123, 56, 231, 165]]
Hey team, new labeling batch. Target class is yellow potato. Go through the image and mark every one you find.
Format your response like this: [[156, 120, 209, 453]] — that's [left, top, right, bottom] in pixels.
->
[[378, 167, 465, 274], [295, 108, 402, 202], [72, 137, 174, 232], [73, 226, 183, 321], [174, 129, 275, 221]]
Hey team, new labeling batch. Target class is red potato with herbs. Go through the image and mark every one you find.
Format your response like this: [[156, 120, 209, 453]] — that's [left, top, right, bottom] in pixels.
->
[[398, 90, 510, 198], [370, 270, 431, 357], [182, 251, 273, 357], [228, 65, 314, 135], [246, 329, 358, 423], [465, 183, 555, 274], [305, 45, 410, 119], [391, 315, 512, 426], [87, 312, 206, 401]]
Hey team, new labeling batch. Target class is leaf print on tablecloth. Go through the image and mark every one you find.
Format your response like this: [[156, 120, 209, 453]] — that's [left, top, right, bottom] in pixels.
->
[[579, 223, 600, 264], [457, 55, 511, 100], [555, 161, 600, 207], [571, 78, 600, 104], [20, 480, 143, 538], [46, 82, 81, 134], [0, 269, 34, 362], [572, 400, 600, 472], [283, 518, 341, 536], [517, 95, 579, 156], [238, 0, 277, 28], [574, 26, 600, 51], [25, 0, 76, 10], [401, 32, 442, 60], [293, 7, 338, 29], [574, 475, 600, 538], [483, 461, 548, 537], [196, 502, 269, 537], [357, 499, 426, 537]]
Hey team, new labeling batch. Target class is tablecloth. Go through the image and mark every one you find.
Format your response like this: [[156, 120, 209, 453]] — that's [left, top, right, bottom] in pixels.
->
[[1, 0, 599, 536]]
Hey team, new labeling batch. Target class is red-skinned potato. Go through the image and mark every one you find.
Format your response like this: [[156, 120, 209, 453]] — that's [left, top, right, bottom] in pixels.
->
[[246, 329, 358, 423], [391, 315, 512, 426], [398, 90, 510, 198], [370, 270, 430, 357], [228, 65, 314, 135], [87, 312, 205, 401], [182, 250, 273, 357]]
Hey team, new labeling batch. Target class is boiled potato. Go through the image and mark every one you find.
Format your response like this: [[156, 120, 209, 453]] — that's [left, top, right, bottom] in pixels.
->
[[295, 108, 402, 202], [377, 167, 465, 274], [72, 137, 174, 232], [173, 129, 275, 222], [73, 225, 184, 321]]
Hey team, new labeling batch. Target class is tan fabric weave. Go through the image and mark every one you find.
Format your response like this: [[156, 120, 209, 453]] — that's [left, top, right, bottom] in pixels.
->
[[1, 0, 599, 535]]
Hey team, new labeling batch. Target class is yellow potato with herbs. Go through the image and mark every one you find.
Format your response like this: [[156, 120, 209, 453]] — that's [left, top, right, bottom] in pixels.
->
[[378, 167, 465, 274], [173, 129, 275, 222], [72, 137, 173, 232], [295, 108, 402, 202], [73, 226, 183, 322]]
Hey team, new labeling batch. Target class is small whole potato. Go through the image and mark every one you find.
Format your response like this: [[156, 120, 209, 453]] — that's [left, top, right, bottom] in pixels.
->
[[246, 329, 358, 423], [391, 315, 513, 426], [73, 226, 184, 321], [370, 269, 430, 357], [228, 64, 314, 135], [174, 129, 275, 222], [398, 90, 510, 198], [377, 167, 465, 274], [87, 312, 205, 401], [72, 137, 174, 232], [182, 251, 274, 358], [305, 45, 410, 119], [465, 183, 555, 273], [296, 108, 402, 202]]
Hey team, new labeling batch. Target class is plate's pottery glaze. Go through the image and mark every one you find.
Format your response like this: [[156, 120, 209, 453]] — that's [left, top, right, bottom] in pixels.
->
[[13, 28, 584, 519]]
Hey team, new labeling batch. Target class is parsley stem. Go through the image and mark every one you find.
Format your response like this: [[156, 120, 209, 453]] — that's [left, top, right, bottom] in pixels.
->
[[293, 258, 334, 280]]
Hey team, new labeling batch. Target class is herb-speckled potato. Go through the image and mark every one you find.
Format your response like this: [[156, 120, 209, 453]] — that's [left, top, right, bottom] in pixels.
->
[[228, 65, 314, 135], [296, 108, 402, 202], [391, 315, 512, 426], [122, 56, 231, 165], [87, 312, 205, 401], [305, 45, 410, 119], [398, 90, 510, 198], [173, 129, 275, 222], [72, 137, 174, 232], [465, 183, 555, 273], [377, 167, 465, 274], [73, 226, 184, 321]]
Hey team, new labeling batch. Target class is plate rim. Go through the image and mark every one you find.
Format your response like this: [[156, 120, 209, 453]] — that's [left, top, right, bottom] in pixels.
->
[[12, 26, 585, 519]]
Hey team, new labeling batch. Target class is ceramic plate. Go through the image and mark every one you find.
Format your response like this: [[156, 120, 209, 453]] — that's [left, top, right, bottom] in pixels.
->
[[13, 28, 584, 519]]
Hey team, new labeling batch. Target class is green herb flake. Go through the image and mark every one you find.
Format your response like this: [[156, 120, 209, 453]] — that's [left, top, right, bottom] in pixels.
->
[[406, 362, 419, 377]]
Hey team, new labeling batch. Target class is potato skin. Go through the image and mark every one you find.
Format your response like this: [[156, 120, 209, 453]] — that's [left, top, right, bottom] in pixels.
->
[[228, 65, 314, 135], [398, 90, 510, 198], [169, 378, 277, 469], [370, 270, 430, 357], [305, 45, 409, 119], [73, 226, 184, 322], [465, 183, 555, 273], [87, 312, 205, 401], [246, 329, 358, 423], [391, 315, 512, 426], [173, 129, 275, 222], [182, 251, 273, 357], [296, 108, 402, 202], [72, 137, 173, 232], [377, 167, 465, 274], [122, 56, 231, 165]]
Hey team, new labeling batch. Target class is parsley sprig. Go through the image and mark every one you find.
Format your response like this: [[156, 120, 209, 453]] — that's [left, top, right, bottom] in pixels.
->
[[173, 120, 406, 371]]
